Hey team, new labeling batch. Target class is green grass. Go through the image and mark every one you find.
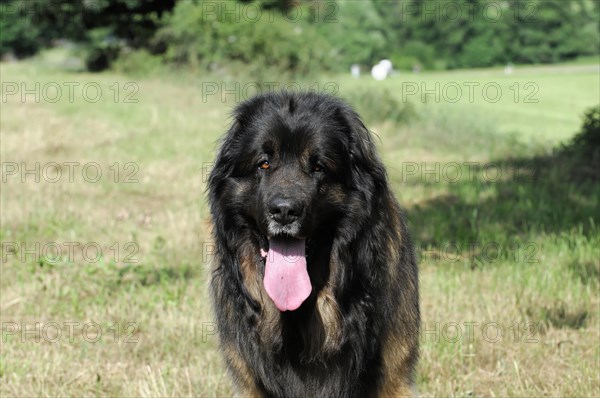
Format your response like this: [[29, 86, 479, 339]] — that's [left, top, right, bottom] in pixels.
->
[[1, 56, 599, 397]]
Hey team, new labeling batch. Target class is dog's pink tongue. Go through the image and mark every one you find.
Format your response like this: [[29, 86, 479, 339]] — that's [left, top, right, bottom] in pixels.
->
[[263, 238, 311, 311]]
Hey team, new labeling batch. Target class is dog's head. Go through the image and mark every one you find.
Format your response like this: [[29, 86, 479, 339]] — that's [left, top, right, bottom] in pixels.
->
[[208, 92, 386, 311]]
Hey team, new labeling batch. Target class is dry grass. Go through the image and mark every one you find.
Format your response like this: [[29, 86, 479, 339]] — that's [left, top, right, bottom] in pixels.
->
[[1, 59, 598, 397]]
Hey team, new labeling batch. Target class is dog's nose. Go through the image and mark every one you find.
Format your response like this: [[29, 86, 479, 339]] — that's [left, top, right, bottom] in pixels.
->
[[268, 197, 303, 225]]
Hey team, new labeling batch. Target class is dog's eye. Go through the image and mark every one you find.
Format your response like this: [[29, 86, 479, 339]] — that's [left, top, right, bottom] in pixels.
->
[[312, 164, 324, 172], [258, 160, 270, 170]]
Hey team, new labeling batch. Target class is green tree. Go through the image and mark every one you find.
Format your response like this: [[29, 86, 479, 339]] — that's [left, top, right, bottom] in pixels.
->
[[0, 0, 175, 70]]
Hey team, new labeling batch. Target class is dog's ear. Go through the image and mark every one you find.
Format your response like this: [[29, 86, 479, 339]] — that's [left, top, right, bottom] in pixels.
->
[[208, 121, 238, 188], [209, 95, 272, 183], [339, 108, 387, 191]]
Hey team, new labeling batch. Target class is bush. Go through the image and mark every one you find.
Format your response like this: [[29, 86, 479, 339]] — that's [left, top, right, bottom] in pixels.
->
[[83, 28, 123, 72], [557, 105, 600, 180], [315, 1, 387, 70], [459, 32, 507, 68], [0, 0, 175, 71], [0, 3, 43, 58], [390, 41, 437, 71], [158, 0, 334, 77], [571, 106, 600, 158]]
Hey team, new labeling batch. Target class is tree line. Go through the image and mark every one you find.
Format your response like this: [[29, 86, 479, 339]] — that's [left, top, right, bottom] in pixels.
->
[[1, 0, 598, 74]]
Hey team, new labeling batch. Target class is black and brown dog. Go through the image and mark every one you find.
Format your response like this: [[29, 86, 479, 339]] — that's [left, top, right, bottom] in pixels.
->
[[208, 91, 419, 397]]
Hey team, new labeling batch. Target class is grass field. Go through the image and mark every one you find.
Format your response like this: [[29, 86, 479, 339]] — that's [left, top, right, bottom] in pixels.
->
[[1, 55, 599, 397]]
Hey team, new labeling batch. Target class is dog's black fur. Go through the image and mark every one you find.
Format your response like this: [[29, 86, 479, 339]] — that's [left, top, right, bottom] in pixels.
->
[[208, 92, 419, 397]]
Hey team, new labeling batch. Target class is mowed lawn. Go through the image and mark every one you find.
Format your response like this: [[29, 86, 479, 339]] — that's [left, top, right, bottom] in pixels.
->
[[1, 57, 599, 397]]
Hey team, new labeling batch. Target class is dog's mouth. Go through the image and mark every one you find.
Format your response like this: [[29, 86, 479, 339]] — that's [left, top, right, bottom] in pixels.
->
[[261, 235, 312, 312]]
